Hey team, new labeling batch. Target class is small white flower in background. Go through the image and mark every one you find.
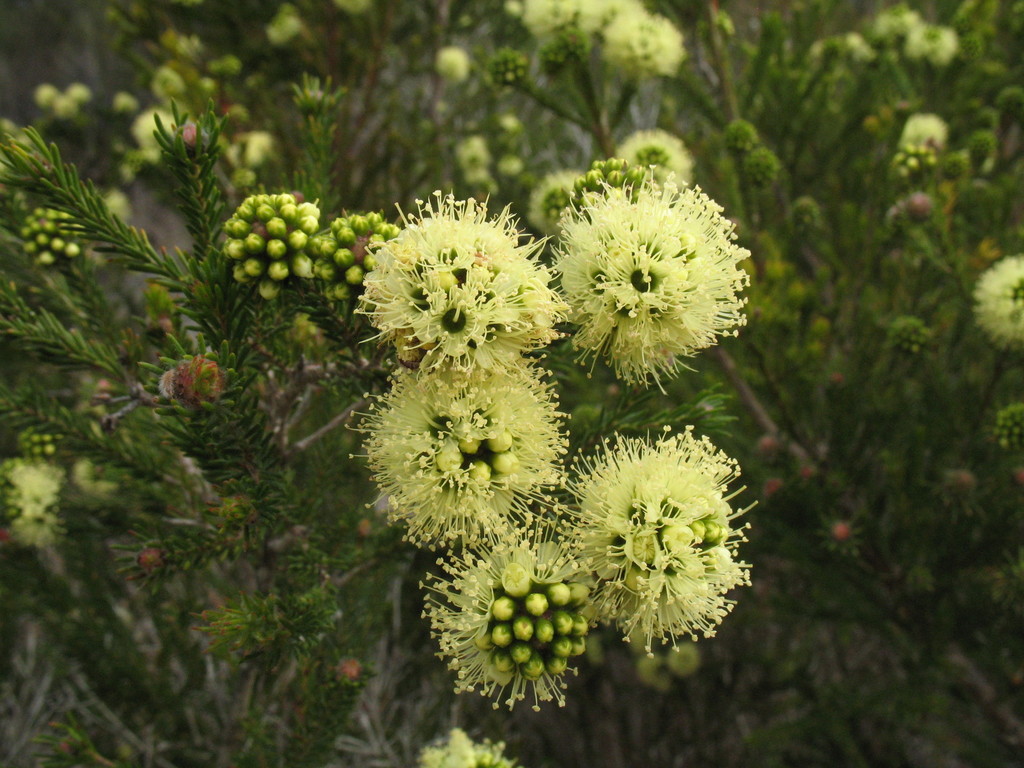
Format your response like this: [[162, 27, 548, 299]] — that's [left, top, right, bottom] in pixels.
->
[[436, 46, 471, 83], [974, 255, 1024, 349], [617, 129, 694, 186], [899, 113, 948, 151]]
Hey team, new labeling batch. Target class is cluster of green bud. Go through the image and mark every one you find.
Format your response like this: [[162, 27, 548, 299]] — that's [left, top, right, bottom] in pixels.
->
[[997, 86, 1024, 123], [941, 150, 971, 179], [633, 641, 701, 690], [487, 48, 530, 87], [570, 158, 647, 210], [539, 26, 590, 75], [886, 315, 931, 355], [17, 428, 60, 459], [790, 196, 824, 234], [892, 143, 938, 180], [222, 193, 320, 299], [995, 403, 1024, 450], [435, 428, 522, 482], [742, 146, 782, 188], [967, 129, 998, 165], [723, 119, 759, 155], [20, 208, 82, 266], [477, 564, 590, 682], [308, 212, 400, 301]]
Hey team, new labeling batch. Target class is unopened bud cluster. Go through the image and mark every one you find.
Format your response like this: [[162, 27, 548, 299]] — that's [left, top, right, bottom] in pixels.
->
[[886, 315, 931, 355], [20, 208, 82, 265], [223, 193, 320, 299], [488, 48, 530, 87], [892, 143, 938, 180], [994, 403, 1024, 450], [478, 564, 590, 682], [308, 212, 400, 301], [18, 429, 60, 459], [570, 157, 647, 210]]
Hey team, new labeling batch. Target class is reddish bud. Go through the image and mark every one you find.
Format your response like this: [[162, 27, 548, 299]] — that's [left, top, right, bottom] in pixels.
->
[[337, 658, 362, 682], [763, 478, 784, 498], [1013, 468, 1024, 486], [180, 122, 198, 149], [828, 372, 845, 385], [137, 547, 165, 573], [357, 518, 372, 538], [159, 356, 227, 410], [943, 469, 976, 494], [290, 191, 305, 204], [0, 528, 10, 543], [905, 192, 933, 221], [756, 434, 780, 460], [831, 521, 852, 542], [799, 464, 816, 480]]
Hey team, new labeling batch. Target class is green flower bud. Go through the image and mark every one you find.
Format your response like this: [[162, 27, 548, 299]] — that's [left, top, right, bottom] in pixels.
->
[[487, 430, 514, 452], [225, 239, 247, 260], [474, 630, 494, 650], [458, 437, 481, 454], [256, 204, 276, 222], [316, 261, 337, 281], [546, 582, 571, 606], [435, 441, 463, 473], [491, 623, 514, 647], [225, 218, 249, 238], [534, 618, 555, 643], [550, 636, 573, 657], [299, 215, 319, 235], [569, 581, 593, 606], [521, 652, 545, 680], [362, 253, 377, 271], [291, 253, 314, 279], [501, 563, 532, 597], [510, 641, 533, 665], [490, 451, 520, 475], [259, 279, 281, 299], [334, 248, 356, 268], [468, 460, 492, 482], [266, 217, 288, 238], [571, 613, 589, 636], [278, 203, 298, 223], [267, 260, 290, 281], [345, 265, 365, 284], [524, 592, 549, 616], [244, 233, 266, 254], [243, 258, 265, 277], [570, 636, 587, 656], [513, 615, 534, 641], [552, 610, 573, 636], [267, 239, 288, 260], [545, 655, 568, 675], [491, 595, 517, 621], [490, 648, 515, 672], [287, 230, 308, 251]]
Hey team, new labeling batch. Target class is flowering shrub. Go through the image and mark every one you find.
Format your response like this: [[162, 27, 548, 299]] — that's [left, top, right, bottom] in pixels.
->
[[1, 1, 1023, 766]]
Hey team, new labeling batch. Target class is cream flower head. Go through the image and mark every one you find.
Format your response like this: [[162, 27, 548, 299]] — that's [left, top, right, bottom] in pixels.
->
[[360, 193, 567, 372], [568, 428, 750, 652], [601, 8, 685, 79], [904, 24, 959, 67], [527, 169, 581, 235], [974, 255, 1024, 349], [418, 728, 520, 768], [363, 364, 566, 547], [423, 526, 591, 710], [555, 178, 749, 386], [617, 129, 694, 186]]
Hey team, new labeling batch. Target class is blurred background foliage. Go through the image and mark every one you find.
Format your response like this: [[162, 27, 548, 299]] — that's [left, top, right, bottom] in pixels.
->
[[1, 0, 1024, 766]]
